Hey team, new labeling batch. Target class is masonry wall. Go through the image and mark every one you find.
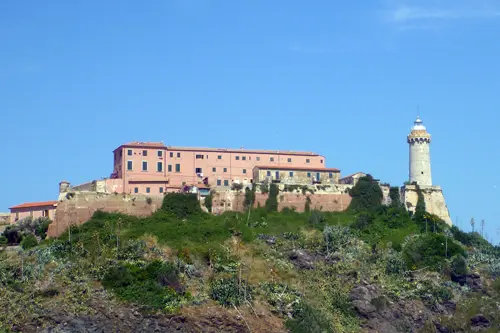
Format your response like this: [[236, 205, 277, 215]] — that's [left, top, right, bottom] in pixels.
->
[[403, 185, 452, 226], [211, 187, 352, 214], [47, 192, 163, 238]]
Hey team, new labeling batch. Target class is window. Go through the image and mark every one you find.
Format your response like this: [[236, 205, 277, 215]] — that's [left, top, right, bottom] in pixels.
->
[[223, 168, 227, 172], [142, 161, 148, 171], [157, 162, 163, 172], [134, 187, 138, 193], [196, 154, 204, 159], [289, 171, 294, 177], [256, 156, 260, 161], [170, 152, 173, 158], [243, 169, 246, 174], [175, 164, 180, 172], [270, 157, 274, 162], [224, 180, 229, 186], [168, 165, 172, 172], [212, 167, 216, 172], [127, 161, 133, 170], [177, 152, 181, 158], [217, 179, 222, 186], [329, 172, 333, 178], [195, 167, 202, 174], [306, 159, 310, 164], [242, 156, 246, 161], [235, 156, 240, 160], [146, 187, 150, 193], [320, 159, 323, 163], [307, 172, 311, 177], [128, 149, 132, 156], [159, 187, 164, 193], [288, 158, 292, 163], [267, 171, 271, 176], [15, 212, 19, 220], [143, 150, 148, 156], [158, 150, 163, 157], [218, 155, 222, 160]]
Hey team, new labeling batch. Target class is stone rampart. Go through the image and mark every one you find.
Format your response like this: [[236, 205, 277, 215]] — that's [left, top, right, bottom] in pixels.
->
[[402, 184, 452, 226], [47, 192, 162, 238]]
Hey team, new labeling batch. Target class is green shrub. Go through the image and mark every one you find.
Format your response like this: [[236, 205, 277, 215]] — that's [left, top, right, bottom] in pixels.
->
[[450, 255, 468, 279], [244, 186, 255, 209], [265, 183, 279, 212], [386, 251, 407, 276], [323, 225, 352, 253], [285, 302, 333, 333], [260, 282, 302, 317], [161, 193, 202, 219], [20, 234, 38, 250], [308, 210, 326, 225], [389, 187, 402, 207], [231, 183, 244, 191], [402, 234, 465, 271], [3, 226, 22, 244], [347, 174, 383, 212], [102, 260, 183, 311], [304, 196, 311, 213], [210, 276, 252, 306], [204, 193, 213, 213], [351, 212, 374, 229], [0, 236, 7, 246]]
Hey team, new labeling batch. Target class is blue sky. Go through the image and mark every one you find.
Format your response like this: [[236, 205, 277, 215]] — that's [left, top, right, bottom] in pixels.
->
[[1, 0, 499, 242]]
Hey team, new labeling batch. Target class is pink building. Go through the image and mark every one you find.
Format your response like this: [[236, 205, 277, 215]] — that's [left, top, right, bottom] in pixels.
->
[[110, 142, 328, 195], [9, 201, 58, 224]]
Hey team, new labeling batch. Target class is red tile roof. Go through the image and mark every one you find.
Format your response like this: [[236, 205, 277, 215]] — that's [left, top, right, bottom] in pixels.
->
[[254, 165, 340, 172], [166, 146, 321, 156], [114, 142, 321, 156], [9, 200, 58, 210]]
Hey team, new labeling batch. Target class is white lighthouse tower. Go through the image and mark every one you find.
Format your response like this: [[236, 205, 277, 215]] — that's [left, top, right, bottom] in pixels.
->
[[402, 115, 452, 226], [408, 116, 432, 186]]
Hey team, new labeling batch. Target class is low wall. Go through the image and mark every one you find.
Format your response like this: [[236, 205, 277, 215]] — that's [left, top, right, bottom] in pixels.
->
[[211, 190, 352, 214], [47, 192, 163, 238]]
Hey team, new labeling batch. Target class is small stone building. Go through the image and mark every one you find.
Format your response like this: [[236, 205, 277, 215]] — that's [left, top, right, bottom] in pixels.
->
[[252, 165, 340, 185], [9, 201, 58, 224], [339, 172, 367, 185]]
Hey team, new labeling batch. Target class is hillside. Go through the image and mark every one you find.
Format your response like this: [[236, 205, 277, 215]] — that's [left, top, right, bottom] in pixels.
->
[[1, 177, 500, 333]]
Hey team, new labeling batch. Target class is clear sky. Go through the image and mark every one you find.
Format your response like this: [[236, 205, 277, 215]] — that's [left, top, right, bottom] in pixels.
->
[[1, 1, 499, 243]]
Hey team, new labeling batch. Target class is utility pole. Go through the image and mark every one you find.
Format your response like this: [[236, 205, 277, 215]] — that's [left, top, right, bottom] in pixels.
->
[[470, 218, 475, 233], [481, 219, 485, 237]]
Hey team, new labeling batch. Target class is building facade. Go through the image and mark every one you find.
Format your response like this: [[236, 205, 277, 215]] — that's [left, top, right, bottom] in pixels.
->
[[9, 201, 58, 224], [111, 142, 327, 195], [253, 165, 340, 185]]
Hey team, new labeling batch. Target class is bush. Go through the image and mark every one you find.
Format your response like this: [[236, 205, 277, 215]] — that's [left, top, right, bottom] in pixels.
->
[[308, 210, 326, 225], [102, 260, 183, 311], [231, 183, 244, 191], [20, 234, 38, 250], [3, 226, 22, 244], [265, 183, 279, 212], [386, 251, 407, 276], [285, 302, 332, 333], [161, 193, 202, 219], [450, 255, 468, 279], [261, 282, 302, 317], [347, 174, 383, 212], [304, 196, 311, 213], [323, 225, 352, 253], [0, 236, 7, 246], [351, 212, 374, 229], [210, 276, 252, 306], [204, 192, 213, 213], [244, 186, 255, 209], [402, 234, 465, 271]]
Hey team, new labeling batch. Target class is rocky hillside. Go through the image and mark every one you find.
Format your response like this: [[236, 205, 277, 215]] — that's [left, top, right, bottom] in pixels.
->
[[1, 177, 499, 332]]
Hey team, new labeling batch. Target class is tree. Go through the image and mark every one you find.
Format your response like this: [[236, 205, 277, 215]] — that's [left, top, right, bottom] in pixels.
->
[[389, 187, 403, 208], [265, 183, 279, 212], [347, 174, 383, 212], [244, 186, 256, 209], [204, 192, 213, 213]]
